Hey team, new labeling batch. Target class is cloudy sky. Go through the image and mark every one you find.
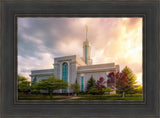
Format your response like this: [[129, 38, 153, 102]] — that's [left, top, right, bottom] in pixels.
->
[[18, 17, 142, 85]]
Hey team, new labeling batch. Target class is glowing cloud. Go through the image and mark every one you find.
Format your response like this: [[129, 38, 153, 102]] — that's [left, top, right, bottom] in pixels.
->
[[18, 17, 142, 85]]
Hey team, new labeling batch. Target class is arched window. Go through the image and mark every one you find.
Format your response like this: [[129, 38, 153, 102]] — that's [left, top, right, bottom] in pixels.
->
[[62, 62, 68, 93]]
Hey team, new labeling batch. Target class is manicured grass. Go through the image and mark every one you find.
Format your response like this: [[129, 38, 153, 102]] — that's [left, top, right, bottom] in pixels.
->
[[18, 94, 143, 101], [18, 96, 71, 100], [72, 96, 142, 100], [74, 94, 143, 100]]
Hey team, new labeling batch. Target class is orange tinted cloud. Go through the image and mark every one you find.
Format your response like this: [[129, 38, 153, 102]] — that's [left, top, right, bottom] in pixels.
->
[[18, 17, 142, 85]]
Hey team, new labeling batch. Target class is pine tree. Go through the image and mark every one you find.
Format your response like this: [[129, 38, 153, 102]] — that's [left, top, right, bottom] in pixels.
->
[[86, 75, 96, 92], [122, 66, 137, 94]]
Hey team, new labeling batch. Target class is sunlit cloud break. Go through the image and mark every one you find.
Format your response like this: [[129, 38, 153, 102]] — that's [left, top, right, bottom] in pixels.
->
[[18, 17, 142, 85]]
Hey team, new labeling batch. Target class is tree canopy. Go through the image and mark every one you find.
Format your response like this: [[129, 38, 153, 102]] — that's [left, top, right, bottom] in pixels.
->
[[70, 79, 80, 96], [96, 77, 107, 95], [32, 76, 68, 98], [18, 75, 31, 93], [122, 66, 137, 93], [107, 72, 128, 97], [86, 75, 96, 92], [134, 85, 143, 94]]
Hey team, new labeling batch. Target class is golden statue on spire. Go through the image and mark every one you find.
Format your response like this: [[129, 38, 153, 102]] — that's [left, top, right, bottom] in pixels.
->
[[86, 25, 88, 31], [86, 25, 88, 41]]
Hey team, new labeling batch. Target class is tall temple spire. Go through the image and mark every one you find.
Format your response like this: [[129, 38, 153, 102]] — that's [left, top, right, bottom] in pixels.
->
[[86, 25, 88, 41], [83, 25, 92, 65]]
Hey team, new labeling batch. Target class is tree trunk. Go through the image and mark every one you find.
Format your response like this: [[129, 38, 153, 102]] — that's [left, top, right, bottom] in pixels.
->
[[122, 91, 125, 97], [49, 89, 53, 99], [74, 93, 77, 96]]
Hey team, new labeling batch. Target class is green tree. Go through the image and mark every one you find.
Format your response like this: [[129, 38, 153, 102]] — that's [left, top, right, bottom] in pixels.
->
[[71, 79, 80, 96], [86, 75, 96, 92], [88, 87, 99, 95], [31, 76, 37, 86], [105, 87, 114, 94], [18, 75, 31, 94], [88, 87, 111, 95], [32, 76, 68, 98], [122, 66, 137, 94], [134, 85, 143, 94]]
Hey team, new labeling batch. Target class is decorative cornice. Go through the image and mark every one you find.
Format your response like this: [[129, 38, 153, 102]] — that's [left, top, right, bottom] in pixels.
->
[[78, 62, 115, 68], [77, 68, 116, 73], [54, 55, 76, 60], [30, 73, 54, 77], [57, 59, 72, 62], [31, 69, 54, 72]]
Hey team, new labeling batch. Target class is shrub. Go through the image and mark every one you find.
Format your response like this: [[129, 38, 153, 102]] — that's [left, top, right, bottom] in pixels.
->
[[88, 87, 99, 95], [70, 80, 80, 96], [104, 87, 114, 94], [78, 91, 86, 95], [125, 94, 142, 97], [96, 77, 107, 95]]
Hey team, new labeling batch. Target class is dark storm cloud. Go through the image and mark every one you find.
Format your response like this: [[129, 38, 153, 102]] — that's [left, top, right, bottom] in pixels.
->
[[18, 32, 42, 59], [18, 18, 69, 57], [18, 18, 85, 59]]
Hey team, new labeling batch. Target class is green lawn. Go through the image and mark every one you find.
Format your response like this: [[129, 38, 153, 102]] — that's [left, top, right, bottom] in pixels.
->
[[72, 96, 142, 100], [18, 96, 71, 100], [18, 94, 143, 101]]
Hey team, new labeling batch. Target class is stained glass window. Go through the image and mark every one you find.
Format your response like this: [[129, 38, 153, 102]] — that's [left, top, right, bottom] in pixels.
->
[[81, 76, 84, 91], [62, 62, 68, 93]]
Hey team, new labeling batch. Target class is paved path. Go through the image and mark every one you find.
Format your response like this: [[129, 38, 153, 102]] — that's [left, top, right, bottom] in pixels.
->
[[69, 96, 82, 100], [53, 96, 82, 100]]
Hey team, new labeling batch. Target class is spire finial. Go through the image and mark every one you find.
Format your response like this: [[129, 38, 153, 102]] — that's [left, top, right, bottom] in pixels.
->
[[86, 25, 88, 41]]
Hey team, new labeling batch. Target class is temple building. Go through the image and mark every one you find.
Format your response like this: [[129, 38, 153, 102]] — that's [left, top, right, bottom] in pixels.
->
[[30, 26, 119, 94]]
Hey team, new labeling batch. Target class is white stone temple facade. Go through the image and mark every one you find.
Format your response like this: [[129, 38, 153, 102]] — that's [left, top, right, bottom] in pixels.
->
[[30, 26, 119, 94]]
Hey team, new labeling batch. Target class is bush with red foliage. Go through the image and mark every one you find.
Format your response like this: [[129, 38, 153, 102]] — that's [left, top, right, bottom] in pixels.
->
[[107, 72, 128, 92], [107, 72, 116, 89], [96, 77, 107, 94], [116, 72, 128, 91]]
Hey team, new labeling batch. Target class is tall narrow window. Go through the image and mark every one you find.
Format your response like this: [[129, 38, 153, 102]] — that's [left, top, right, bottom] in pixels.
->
[[32, 76, 37, 86], [85, 46, 87, 64], [81, 76, 84, 91], [62, 62, 68, 93]]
